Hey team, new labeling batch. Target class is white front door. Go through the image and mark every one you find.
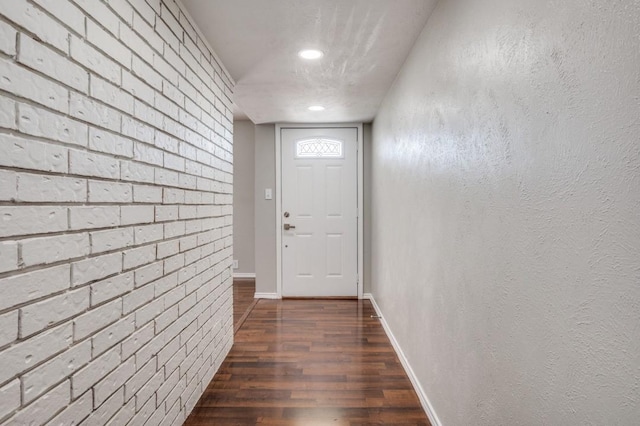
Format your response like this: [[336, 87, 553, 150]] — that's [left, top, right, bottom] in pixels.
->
[[281, 127, 358, 297]]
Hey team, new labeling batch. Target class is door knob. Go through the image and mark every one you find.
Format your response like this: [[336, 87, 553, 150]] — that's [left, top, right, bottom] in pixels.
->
[[284, 223, 296, 230]]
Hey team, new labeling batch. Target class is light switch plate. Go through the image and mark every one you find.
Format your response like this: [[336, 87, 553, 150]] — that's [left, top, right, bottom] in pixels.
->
[[265, 188, 273, 200]]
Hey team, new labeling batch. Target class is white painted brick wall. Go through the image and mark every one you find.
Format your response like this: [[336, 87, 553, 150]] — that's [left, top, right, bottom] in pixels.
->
[[0, 1, 234, 424]]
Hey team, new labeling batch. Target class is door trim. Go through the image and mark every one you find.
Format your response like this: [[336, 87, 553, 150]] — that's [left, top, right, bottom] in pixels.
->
[[275, 123, 364, 299]]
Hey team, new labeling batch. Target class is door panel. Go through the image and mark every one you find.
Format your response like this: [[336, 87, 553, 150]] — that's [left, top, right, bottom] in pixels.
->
[[281, 127, 358, 297]]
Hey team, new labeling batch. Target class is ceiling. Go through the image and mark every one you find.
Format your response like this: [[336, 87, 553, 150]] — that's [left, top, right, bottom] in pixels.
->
[[182, 0, 437, 124]]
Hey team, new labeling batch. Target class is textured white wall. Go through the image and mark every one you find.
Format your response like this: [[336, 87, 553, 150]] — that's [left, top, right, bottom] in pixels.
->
[[371, 0, 640, 424], [0, 0, 235, 424], [232, 120, 255, 275]]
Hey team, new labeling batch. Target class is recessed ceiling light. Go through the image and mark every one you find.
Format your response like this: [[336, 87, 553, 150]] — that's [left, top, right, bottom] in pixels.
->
[[298, 49, 324, 60], [308, 105, 325, 111]]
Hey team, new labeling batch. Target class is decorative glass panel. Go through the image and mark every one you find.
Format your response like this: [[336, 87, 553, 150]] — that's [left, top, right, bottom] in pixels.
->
[[295, 138, 343, 158]]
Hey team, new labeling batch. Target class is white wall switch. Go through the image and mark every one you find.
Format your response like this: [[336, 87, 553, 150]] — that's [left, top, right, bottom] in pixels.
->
[[265, 188, 273, 200], [233, 260, 239, 269]]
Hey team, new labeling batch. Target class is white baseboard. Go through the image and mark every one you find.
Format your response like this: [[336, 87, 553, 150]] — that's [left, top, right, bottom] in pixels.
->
[[233, 273, 256, 279], [254, 292, 279, 299], [363, 293, 442, 426]]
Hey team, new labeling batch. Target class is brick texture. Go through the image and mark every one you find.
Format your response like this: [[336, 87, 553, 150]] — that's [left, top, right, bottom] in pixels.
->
[[0, 0, 234, 424]]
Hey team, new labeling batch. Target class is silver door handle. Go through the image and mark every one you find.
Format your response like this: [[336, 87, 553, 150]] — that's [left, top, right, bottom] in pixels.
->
[[284, 223, 296, 230]]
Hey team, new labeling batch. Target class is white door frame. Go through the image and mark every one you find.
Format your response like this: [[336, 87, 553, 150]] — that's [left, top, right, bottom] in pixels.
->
[[275, 123, 364, 299]]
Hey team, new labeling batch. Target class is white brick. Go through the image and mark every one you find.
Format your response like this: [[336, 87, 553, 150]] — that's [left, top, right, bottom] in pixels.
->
[[70, 149, 120, 179], [31, 0, 85, 35], [122, 283, 155, 315], [156, 368, 180, 406], [123, 244, 156, 270], [0, 19, 16, 56], [132, 11, 163, 52], [92, 315, 135, 356], [20, 287, 90, 338], [156, 132, 180, 155], [8, 380, 70, 426], [121, 205, 155, 226], [46, 389, 92, 426], [163, 80, 185, 108], [72, 0, 119, 36], [71, 346, 120, 398], [91, 272, 134, 306], [18, 103, 88, 146], [122, 116, 155, 144], [90, 75, 134, 114], [134, 224, 164, 245], [87, 19, 131, 68], [153, 272, 178, 296], [163, 42, 185, 77], [124, 357, 155, 400], [156, 168, 180, 187], [17, 173, 86, 202], [69, 206, 120, 230], [70, 92, 121, 132], [0, 264, 70, 311], [120, 160, 155, 183], [18, 34, 88, 92], [154, 94, 180, 120], [0, 1, 68, 52], [0, 310, 18, 347], [104, 397, 134, 426], [89, 181, 132, 203], [164, 253, 184, 274], [134, 297, 164, 328], [157, 240, 179, 259], [22, 341, 91, 403], [134, 261, 163, 287], [119, 23, 153, 64], [128, 387, 155, 425], [91, 228, 134, 254], [70, 36, 121, 85], [0, 323, 72, 384], [132, 54, 163, 90], [158, 6, 182, 48], [133, 184, 162, 203], [0, 96, 16, 129], [0, 241, 18, 273], [0, 59, 68, 112], [164, 152, 185, 172], [0, 379, 20, 420], [0, 134, 68, 173], [21, 233, 89, 267], [73, 299, 122, 342], [72, 252, 122, 287], [164, 221, 186, 239], [107, 0, 134, 25], [89, 127, 134, 158], [87, 387, 124, 424], [93, 357, 135, 407], [122, 71, 154, 105], [121, 323, 154, 359], [133, 99, 163, 129], [155, 205, 178, 222]]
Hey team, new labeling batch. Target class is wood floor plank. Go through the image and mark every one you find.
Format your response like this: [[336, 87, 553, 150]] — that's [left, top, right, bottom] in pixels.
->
[[185, 299, 431, 425]]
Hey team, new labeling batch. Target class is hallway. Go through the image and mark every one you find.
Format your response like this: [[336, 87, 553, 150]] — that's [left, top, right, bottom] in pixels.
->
[[185, 298, 430, 425]]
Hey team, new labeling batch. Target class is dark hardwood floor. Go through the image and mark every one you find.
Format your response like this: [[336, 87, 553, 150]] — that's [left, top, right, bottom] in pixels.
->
[[185, 298, 431, 425], [233, 279, 258, 334]]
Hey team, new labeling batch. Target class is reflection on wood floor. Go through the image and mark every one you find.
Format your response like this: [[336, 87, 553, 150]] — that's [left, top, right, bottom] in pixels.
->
[[185, 296, 430, 425], [233, 279, 257, 333]]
